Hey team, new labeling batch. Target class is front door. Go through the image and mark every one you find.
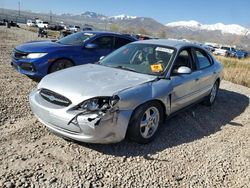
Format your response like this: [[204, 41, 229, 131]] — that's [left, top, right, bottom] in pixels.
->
[[82, 36, 114, 64], [170, 48, 200, 112]]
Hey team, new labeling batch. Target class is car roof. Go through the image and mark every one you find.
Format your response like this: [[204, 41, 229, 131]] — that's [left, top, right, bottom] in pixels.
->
[[133, 39, 202, 50], [80, 31, 133, 37]]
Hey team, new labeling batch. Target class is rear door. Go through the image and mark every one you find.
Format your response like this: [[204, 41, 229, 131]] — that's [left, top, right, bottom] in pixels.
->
[[114, 36, 133, 50]]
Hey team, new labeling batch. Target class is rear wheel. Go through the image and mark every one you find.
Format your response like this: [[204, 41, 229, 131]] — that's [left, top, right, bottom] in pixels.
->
[[204, 81, 219, 106], [127, 101, 164, 144], [49, 59, 74, 73]]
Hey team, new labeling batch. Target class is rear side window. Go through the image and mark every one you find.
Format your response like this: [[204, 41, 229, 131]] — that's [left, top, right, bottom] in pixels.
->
[[92, 36, 114, 49], [194, 49, 212, 69], [114, 37, 132, 49]]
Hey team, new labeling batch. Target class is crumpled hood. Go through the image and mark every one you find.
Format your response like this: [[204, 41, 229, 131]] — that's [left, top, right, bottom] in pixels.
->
[[38, 64, 156, 105], [15, 41, 66, 53]]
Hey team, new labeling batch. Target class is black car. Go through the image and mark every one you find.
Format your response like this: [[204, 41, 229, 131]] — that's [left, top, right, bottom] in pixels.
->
[[48, 24, 64, 31]]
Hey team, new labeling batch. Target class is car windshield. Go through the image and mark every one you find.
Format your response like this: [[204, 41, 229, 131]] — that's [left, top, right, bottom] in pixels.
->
[[100, 43, 175, 75], [56, 32, 95, 45]]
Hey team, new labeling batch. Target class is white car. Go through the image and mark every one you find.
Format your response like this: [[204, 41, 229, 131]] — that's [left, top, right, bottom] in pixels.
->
[[37, 21, 49, 29], [213, 46, 236, 57], [27, 20, 35, 27], [68, 25, 81, 32]]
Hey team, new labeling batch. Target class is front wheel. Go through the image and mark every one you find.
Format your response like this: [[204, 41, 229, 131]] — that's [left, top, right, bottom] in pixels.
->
[[49, 59, 74, 73], [127, 101, 164, 144], [204, 81, 219, 106]]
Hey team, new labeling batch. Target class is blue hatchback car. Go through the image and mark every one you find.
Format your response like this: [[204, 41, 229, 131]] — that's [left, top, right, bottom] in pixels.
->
[[11, 31, 136, 78]]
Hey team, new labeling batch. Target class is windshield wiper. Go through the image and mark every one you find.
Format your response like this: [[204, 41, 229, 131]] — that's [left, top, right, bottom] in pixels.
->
[[113, 65, 138, 73]]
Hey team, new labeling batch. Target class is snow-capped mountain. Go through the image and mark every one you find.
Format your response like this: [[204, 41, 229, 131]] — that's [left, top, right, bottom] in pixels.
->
[[166, 20, 250, 36], [109, 14, 137, 20], [79, 12, 137, 21], [81, 11, 107, 20]]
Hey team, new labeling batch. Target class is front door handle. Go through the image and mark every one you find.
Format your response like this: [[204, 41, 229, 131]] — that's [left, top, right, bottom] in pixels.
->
[[195, 78, 200, 81]]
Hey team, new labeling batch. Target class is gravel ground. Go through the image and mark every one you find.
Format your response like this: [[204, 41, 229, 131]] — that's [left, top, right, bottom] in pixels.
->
[[0, 26, 250, 188]]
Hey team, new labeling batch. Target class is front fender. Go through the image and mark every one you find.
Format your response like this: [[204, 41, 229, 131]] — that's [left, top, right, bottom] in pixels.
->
[[117, 79, 173, 115]]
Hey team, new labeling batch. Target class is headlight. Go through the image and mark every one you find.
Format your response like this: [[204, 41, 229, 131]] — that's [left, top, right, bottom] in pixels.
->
[[78, 96, 119, 112], [27, 53, 48, 59]]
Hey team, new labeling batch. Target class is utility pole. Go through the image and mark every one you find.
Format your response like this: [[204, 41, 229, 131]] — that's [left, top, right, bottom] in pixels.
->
[[18, 1, 20, 16], [50, 10, 52, 23]]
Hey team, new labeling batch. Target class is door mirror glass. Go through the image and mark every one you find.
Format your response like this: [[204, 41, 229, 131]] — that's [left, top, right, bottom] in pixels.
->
[[85, 43, 98, 49], [176, 66, 192, 74]]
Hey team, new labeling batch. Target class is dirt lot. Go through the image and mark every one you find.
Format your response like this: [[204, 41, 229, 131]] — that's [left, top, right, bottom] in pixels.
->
[[0, 26, 250, 188]]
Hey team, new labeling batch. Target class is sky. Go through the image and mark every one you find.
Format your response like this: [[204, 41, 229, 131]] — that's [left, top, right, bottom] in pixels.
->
[[1, 0, 250, 26]]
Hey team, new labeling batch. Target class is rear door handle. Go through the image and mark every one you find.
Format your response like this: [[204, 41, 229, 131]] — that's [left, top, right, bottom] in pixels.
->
[[195, 78, 200, 81]]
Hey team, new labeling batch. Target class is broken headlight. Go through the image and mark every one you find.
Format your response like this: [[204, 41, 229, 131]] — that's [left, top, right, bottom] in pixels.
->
[[78, 96, 119, 112]]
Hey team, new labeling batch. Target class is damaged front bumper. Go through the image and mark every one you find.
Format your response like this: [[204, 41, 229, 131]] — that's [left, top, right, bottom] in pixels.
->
[[29, 89, 132, 144]]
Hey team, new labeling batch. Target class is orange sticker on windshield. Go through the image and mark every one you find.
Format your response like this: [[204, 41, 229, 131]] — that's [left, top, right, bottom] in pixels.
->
[[151, 64, 163, 72]]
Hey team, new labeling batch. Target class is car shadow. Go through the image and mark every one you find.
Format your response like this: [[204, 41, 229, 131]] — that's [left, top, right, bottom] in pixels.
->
[[76, 88, 249, 157], [27, 76, 41, 82]]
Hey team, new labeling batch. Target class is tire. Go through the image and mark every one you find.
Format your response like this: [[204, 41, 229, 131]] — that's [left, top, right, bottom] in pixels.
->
[[49, 59, 74, 73], [204, 81, 219, 106], [127, 101, 164, 144]]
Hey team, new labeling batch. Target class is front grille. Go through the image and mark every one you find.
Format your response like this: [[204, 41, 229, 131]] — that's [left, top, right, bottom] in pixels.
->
[[13, 49, 28, 59], [40, 89, 71, 107]]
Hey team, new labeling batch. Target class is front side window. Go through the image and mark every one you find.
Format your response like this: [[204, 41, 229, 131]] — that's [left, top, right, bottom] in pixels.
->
[[92, 36, 114, 49], [56, 32, 95, 45], [171, 49, 195, 75], [100, 43, 175, 75], [194, 49, 212, 69]]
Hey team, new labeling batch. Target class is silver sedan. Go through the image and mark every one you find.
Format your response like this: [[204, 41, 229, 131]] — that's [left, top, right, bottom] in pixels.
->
[[29, 39, 223, 144]]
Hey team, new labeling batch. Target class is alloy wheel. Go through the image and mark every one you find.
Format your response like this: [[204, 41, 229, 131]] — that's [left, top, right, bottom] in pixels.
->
[[140, 107, 160, 139]]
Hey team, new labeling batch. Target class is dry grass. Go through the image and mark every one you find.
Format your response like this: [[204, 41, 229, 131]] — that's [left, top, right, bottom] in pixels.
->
[[216, 56, 250, 88]]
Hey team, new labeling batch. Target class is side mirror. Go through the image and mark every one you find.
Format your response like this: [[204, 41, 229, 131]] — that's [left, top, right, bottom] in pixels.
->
[[85, 43, 97, 49], [176, 66, 192, 74], [99, 56, 105, 60]]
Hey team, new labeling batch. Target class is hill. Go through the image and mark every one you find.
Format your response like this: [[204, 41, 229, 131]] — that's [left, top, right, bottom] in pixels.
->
[[1, 8, 250, 49]]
